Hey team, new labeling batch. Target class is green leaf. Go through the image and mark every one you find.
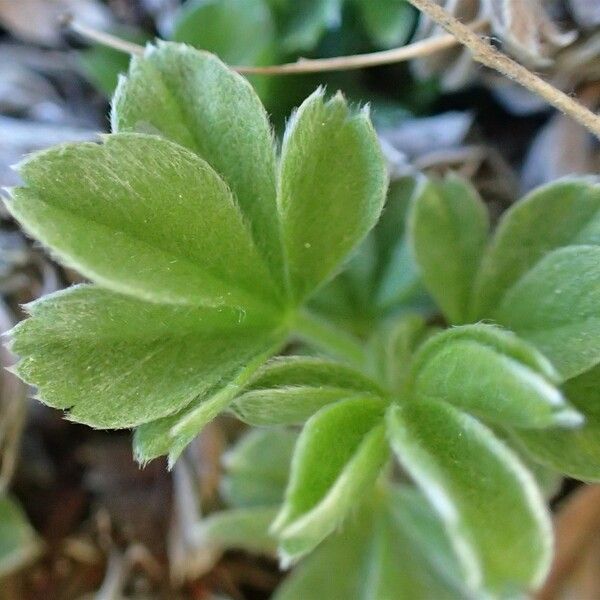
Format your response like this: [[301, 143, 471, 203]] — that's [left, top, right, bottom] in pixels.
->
[[172, 0, 275, 66], [273, 397, 388, 564], [277, 0, 342, 52], [201, 506, 279, 555], [6, 133, 281, 312], [409, 174, 489, 324], [409, 324, 581, 429], [472, 179, 600, 319], [0, 495, 42, 577], [10, 285, 282, 429], [221, 428, 297, 508], [231, 356, 385, 425], [275, 487, 467, 600], [112, 42, 283, 279], [133, 349, 281, 466], [358, 0, 416, 48], [494, 245, 600, 379], [514, 365, 600, 482], [387, 401, 552, 594], [279, 88, 388, 303]]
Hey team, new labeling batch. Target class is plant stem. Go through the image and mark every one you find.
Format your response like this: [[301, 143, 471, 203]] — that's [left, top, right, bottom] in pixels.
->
[[63, 13, 486, 73], [294, 310, 366, 367], [406, 0, 600, 140]]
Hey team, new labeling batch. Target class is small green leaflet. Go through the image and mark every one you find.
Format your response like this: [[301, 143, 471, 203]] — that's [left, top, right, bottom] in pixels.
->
[[387, 402, 552, 595], [279, 88, 388, 303], [8, 133, 282, 312], [10, 286, 283, 430], [357, 0, 416, 49], [471, 178, 600, 319], [514, 365, 600, 482], [221, 428, 297, 508], [112, 42, 283, 281], [273, 397, 388, 564], [494, 245, 600, 380], [275, 486, 467, 600], [409, 324, 582, 429], [409, 174, 489, 325], [231, 356, 385, 425]]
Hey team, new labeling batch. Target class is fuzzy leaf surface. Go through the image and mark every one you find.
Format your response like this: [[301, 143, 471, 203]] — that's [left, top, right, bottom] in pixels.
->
[[279, 89, 387, 303], [273, 397, 388, 563], [494, 245, 600, 379], [387, 401, 552, 594], [112, 42, 283, 279], [232, 356, 385, 425], [275, 487, 466, 600], [409, 324, 581, 429], [6, 133, 280, 311], [514, 365, 600, 481], [10, 286, 281, 429], [410, 174, 489, 324], [221, 428, 297, 508], [472, 179, 600, 318]]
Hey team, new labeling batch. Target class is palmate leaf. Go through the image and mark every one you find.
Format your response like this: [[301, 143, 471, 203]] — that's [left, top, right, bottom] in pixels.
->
[[514, 364, 600, 481], [279, 88, 388, 303], [494, 245, 600, 380], [231, 356, 385, 425], [10, 286, 284, 429], [273, 397, 389, 564], [112, 42, 283, 280], [409, 324, 582, 429], [471, 178, 600, 319], [409, 174, 489, 324], [7, 133, 281, 312], [275, 487, 468, 600], [387, 402, 552, 595]]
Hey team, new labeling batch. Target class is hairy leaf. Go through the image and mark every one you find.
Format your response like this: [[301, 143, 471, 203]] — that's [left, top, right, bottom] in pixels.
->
[[10, 285, 281, 429], [273, 397, 388, 564], [410, 174, 489, 324], [494, 245, 600, 379], [275, 487, 467, 599], [279, 88, 388, 303], [472, 179, 600, 318], [6, 133, 281, 311], [514, 365, 600, 481], [232, 356, 385, 425], [112, 42, 283, 279], [409, 324, 581, 429], [387, 401, 552, 594]]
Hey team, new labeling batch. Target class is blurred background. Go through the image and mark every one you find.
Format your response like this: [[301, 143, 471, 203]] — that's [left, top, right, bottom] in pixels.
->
[[0, 0, 599, 598]]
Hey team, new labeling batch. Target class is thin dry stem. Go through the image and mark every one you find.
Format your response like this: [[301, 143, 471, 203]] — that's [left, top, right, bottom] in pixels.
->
[[406, 0, 600, 139], [64, 14, 487, 74]]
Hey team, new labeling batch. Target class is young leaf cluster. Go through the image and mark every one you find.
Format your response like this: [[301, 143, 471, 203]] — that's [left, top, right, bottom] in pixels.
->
[[5, 41, 600, 597]]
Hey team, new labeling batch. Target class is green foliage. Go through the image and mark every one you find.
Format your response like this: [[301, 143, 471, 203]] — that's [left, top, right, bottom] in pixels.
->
[[279, 88, 387, 303], [5, 39, 600, 598], [387, 402, 552, 594], [409, 174, 489, 324], [272, 397, 388, 564]]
